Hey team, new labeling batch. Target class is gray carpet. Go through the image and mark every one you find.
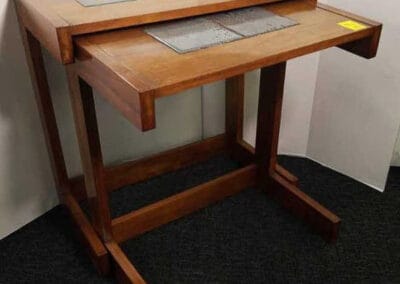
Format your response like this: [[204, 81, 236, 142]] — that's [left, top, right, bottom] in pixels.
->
[[1, 155, 399, 283]]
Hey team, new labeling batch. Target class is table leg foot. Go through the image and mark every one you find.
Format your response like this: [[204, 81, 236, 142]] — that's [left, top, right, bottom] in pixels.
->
[[255, 62, 340, 243], [106, 241, 146, 284], [262, 169, 340, 243], [275, 164, 300, 187], [64, 193, 111, 275]]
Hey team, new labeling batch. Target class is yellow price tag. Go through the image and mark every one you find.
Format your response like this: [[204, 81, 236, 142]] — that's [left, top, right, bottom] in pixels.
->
[[338, 20, 367, 31]]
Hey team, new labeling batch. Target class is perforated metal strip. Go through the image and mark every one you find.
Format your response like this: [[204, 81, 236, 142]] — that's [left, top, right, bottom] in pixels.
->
[[75, 0, 135, 7], [144, 7, 298, 53]]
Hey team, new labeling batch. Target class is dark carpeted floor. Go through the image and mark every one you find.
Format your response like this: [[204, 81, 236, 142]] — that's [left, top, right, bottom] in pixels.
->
[[1, 155, 399, 283]]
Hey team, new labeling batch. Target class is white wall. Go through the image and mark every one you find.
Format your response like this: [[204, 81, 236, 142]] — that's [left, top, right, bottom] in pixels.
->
[[391, 131, 400, 167], [307, 0, 400, 190], [0, 0, 57, 239]]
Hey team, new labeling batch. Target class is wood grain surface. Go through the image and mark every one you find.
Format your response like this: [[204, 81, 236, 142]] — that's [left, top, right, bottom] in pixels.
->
[[16, 0, 287, 63], [74, 0, 380, 130]]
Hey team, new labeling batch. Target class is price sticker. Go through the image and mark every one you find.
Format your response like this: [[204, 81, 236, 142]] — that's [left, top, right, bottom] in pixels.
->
[[338, 20, 367, 31]]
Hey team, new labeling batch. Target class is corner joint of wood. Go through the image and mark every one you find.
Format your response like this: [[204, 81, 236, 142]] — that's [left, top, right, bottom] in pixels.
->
[[139, 93, 156, 131], [338, 24, 382, 59]]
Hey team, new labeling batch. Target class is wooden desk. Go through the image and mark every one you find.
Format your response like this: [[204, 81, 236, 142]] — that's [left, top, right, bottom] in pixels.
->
[[15, 0, 382, 282]]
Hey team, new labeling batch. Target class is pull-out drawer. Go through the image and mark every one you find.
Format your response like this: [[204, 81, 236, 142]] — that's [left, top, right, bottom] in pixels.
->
[[73, 0, 381, 131]]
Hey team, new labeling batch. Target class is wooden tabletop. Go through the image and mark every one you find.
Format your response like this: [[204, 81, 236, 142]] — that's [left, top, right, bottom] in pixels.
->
[[16, 0, 284, 63], [76, 0, 379, 98], [72, 0, 381, 131], [32, 0, 283, 28]]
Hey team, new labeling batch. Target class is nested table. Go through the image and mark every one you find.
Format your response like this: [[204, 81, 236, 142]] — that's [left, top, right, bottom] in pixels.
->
[[15, 0, 381, 282]]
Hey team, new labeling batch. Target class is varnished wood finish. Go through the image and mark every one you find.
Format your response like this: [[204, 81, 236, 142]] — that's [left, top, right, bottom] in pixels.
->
[[67, 70, 112, 241], [69, 134, 228, 201], [270, 172, 340, 242], [17, 27, 70, 199], [275, 164, 300, 186], [74, 0, 381, 130], [106, 241, 146, 284], [16, 0, 382, 281], [17, 20, 111, 276], [104, 136, 227, 191], [112, 165, 258, 243], [69, 133, 301, 202], [316, 3, 382, 58], [317, 3, 381, 27], [15, 0, 72, 63], [16, 0, 285, 63], [234, 139, 300, 186], [73, 53, 156, 130], [225, 75, 299, 186], [339, 26, 382, 59], [64, 193, 110, 275], [255, 63, 340, 242], [226, 75, 245, 160], [255, 63, 286, 174]]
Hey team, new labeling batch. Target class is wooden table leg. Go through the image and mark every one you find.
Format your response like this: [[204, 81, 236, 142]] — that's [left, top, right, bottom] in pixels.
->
[[255, 62, 341, 242], [67, 68, 149, 282], [226, 74, 245, 160], [106, 242, 146, 284], [18, 28, 69, 199], [255, 63, 286, 174], [225, 74, 299, 186], [17, 25, 110, 274], [67, 67, 113, 241]]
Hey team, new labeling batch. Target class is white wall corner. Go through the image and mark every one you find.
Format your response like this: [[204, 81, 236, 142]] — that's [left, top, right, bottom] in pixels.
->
[[306, 0, 400, 191], [390, 128, 400, 167]]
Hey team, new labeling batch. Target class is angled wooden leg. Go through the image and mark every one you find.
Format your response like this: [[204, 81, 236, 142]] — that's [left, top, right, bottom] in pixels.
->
[[225, 74, 299, 186], [226, 74, 245, 160], [276, 164, 300, 187], [67, 67, 113, 241], [18, 24, 110, 275], [255, 62, 340, 243], [64, 193, 110, 275], [18, 28, 69, 199], [255, 63, 286, 174], [106, 242, 146, 284]]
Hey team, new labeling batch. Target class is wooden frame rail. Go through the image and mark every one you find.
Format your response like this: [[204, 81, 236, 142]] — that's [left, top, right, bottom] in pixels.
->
[[69, 134, 299, 201], [269, 172, 340, 241], [112, 164, 258, 243], [69, 134, 228, 201], [106, 241, 146, 284], [64, 192, 110, 275]]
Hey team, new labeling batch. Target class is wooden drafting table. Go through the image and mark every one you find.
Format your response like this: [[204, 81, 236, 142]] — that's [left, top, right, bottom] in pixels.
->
[[15, 0, 382, 282]]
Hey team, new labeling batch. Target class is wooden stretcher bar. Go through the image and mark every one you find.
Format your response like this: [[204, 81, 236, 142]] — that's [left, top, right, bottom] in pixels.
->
[[69, 134, 300, 201]]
